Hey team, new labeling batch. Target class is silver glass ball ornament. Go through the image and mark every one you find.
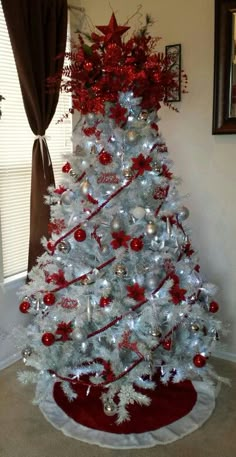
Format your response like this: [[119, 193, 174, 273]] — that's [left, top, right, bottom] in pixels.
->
[[150, 326, 162, 338], [111, 215, 124, 232], [191, 323, 200, 332], [176, 206, 190, 221], [145, 273, 159, 291], [61, 190, 75, 206], [22, 347, 32, 363], [73, 328, 86, 342], [138, 110, 149, 121], [126, 130, 138, 144], [103, 401, 117, 416], [152, 161, 162, 173], [122, 168, 134, 179], [69, 169, 78, 180], [114, 264, 127, 277], [130, 206, 146, 220], [146, 221, 157, 235], [80, 179, 91, 196], [57, 240, 71, 253]]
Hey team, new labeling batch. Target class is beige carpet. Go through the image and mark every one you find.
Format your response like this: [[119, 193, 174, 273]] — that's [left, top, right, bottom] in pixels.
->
[[0, 358, 235, 457]]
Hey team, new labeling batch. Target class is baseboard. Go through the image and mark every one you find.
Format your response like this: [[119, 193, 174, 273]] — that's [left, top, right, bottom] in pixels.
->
[[213, 350, 236, 364], [0, 352, 21, 371]]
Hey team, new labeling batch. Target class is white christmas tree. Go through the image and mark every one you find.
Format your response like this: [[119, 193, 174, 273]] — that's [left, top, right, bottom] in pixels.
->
[[18, 14, 222, 424]]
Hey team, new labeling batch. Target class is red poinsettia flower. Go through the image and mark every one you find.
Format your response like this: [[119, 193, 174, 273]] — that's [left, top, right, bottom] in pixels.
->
[[170, 284, 186, 305], [131, 153, 152, 175], [126, 283, 145, 301], [110, 230, 131, 249], [54, 185, 67, 195], [109, 103, 128, 126], [56, 322, 73, 341]]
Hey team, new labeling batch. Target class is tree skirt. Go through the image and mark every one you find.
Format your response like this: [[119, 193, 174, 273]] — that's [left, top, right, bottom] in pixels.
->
[[39, 378, 218, 448]]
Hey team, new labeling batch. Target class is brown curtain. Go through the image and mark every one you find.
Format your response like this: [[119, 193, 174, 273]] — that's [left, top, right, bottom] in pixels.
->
[[1, 0, 68, 272]]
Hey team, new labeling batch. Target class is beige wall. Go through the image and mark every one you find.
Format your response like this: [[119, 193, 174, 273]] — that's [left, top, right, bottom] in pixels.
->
[[69, 0, 236, 359]]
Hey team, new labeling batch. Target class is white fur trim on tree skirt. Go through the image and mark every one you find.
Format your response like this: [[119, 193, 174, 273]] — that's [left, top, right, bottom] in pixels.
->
[[39, 381, 219, 449]]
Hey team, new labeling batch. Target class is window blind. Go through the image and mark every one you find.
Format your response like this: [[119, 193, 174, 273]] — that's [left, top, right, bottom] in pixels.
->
[[0, 4, 72, 279]]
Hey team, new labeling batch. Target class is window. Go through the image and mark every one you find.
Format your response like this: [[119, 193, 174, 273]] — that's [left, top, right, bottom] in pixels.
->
[[0, 4, 72, 280]]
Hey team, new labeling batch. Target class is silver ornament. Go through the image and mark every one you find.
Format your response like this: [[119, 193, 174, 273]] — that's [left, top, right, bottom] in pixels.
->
[[126, 130, 138, 143], [90, 145, 98, 154], [61, 190, 75, 206], [103, 401, 117, 416], [138, 110, 149, 121], [69, 169, 78, 180], [122, 168, 134, 179], [80, 179, 91, 196], [166, 217, 172, 238], [57, 240, 71, 253], [114, 264, 127, 277], [73, 328, 86, 342], [130, 206, 146, 220], [145, 273, 159, 291], [86, 112, 96, 124], [22, 347, 32, 363], [191, 323, 200, 332], [177, 206, 190, 221], [150, 327, 162, 338], [152, 161, 162, 173], [111, 215, 124, 232], [146, 221, 157, 235]]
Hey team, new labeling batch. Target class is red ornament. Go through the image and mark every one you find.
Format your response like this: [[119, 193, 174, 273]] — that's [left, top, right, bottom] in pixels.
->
[[130, 237, 144, 251], [42, 332, 55, 346], [98, 150, 112, 165], [99, 296, 112, 307], [62, 162, 71, 173], [209, 301, 219, 313], [96, 13, 130, 46], [47, 241, 54, 252], [43, 292, 56, 306], [74, 228, 87, 242], [162, 339, 172, 351], [19, 300, 30, 314], [193, 354, 207, 368]]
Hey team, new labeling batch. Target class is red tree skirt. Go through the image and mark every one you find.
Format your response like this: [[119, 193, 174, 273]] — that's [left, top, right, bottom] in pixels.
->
[[53, 374, 197, 434]]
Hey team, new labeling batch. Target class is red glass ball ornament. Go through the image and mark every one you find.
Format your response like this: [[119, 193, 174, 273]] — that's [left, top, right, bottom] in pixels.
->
[[47, 241, 54, 252], [98, 151, 112, 166], [43, 292, 56, 306], [19, 301, 31, 313], [130, 237, 144, 252], [42, 332, 55, 346], [74, 228, 87, 242], [209, 301, 219, 313], [62, 162, 71, 173], [162, 339, 172, 351], [193, 354, 207, 368], [99, 296, 112, 307]]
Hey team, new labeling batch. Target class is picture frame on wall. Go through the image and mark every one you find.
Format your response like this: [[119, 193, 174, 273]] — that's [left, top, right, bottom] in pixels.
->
[[165, 44, 181, 102]]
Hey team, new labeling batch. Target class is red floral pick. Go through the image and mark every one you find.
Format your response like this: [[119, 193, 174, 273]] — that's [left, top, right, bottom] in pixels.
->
[[161, 164, 173, 180], [131, 153, 152, 176], [183, 242, 195, 257], [109, 103, 128, 126], [54, 185, 67, 195], [45, 269, 68, 287], [126, 283, 145, 301], [170, 283, 187, 305], [56, 322, 73, 341], [48, 218, 66, 235], [110, 230, 131, 249]]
